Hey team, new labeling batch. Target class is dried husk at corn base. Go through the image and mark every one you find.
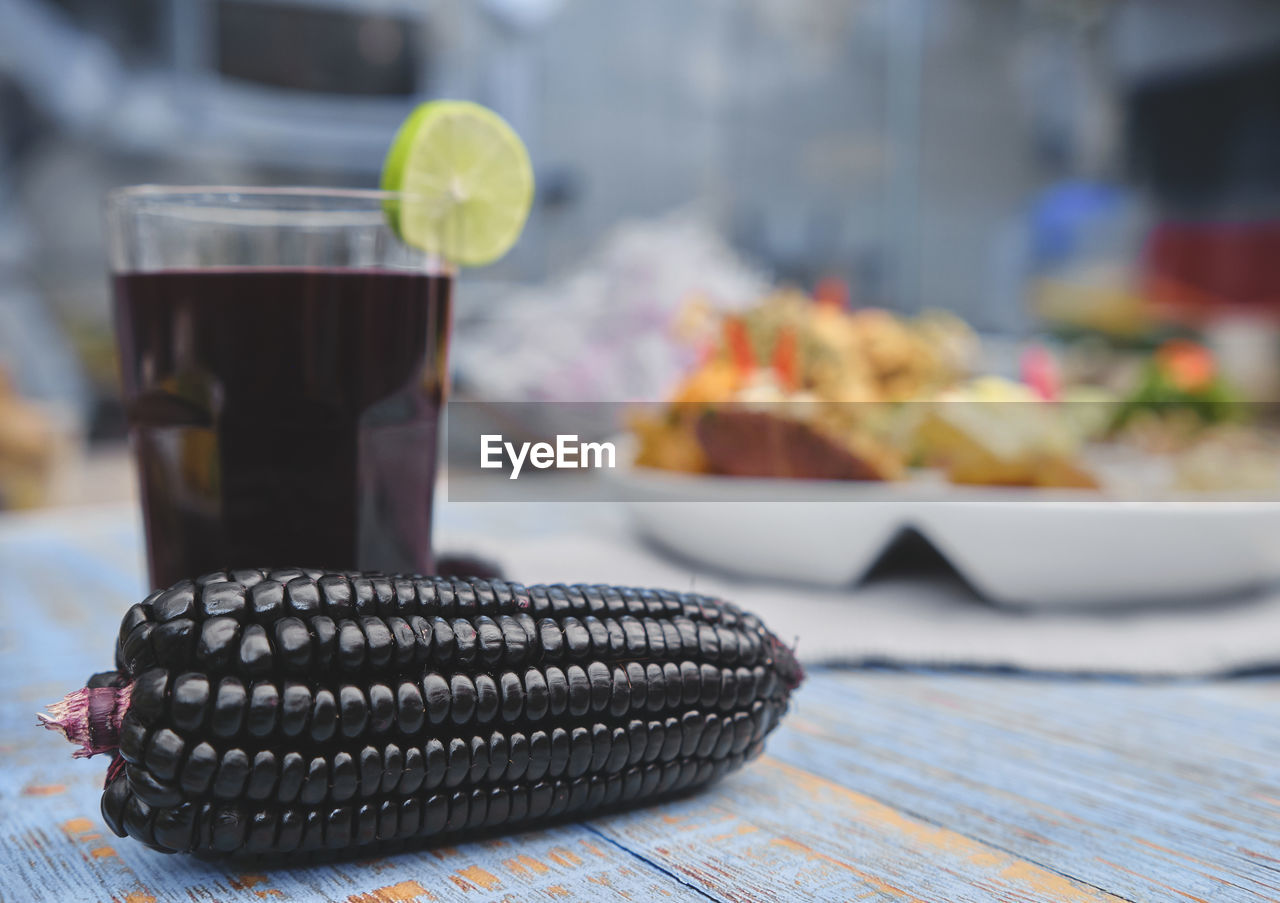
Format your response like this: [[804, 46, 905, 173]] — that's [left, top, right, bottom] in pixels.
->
[[40, 570, 803, 855]]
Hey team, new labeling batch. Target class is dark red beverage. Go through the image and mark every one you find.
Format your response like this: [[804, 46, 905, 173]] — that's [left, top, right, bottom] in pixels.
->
[[112, 268, 451, 589]]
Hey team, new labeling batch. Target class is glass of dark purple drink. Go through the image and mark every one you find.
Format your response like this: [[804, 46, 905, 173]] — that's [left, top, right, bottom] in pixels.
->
[[106, 187, 452, 589]]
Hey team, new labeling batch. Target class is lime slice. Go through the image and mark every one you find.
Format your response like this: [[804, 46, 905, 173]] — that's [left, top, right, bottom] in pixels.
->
[[381, 100, 534, 267]]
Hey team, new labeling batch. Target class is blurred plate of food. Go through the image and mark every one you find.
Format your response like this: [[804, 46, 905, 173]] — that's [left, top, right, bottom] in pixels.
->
[[613, 289, 1280, 607]]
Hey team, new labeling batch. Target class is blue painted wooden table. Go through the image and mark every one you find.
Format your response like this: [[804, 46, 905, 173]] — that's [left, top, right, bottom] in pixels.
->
[[2, 506, 1278, 902]]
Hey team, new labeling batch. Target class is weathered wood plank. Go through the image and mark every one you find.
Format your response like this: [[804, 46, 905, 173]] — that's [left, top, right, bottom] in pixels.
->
[[587, 755, 1128, 903], [770, 671, 1280, 902]]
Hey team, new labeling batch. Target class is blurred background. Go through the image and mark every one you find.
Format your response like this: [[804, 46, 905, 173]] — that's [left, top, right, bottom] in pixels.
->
[[2, 0, 1280, 508]]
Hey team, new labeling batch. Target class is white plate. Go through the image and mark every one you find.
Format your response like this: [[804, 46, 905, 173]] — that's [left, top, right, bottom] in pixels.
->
[[607, 450, 1280, 608]]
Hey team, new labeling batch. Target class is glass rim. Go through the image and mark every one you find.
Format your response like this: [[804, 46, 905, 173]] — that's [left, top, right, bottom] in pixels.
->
[[105, 184, 414, 207], [105, 185, 456, 273]]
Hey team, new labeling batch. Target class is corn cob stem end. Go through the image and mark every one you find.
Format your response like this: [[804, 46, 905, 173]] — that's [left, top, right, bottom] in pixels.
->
[[38, 685, 133, 759]]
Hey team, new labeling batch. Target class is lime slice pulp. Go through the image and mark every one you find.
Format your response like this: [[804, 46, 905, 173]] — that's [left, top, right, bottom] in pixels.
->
[[381, 100, 534, 267]]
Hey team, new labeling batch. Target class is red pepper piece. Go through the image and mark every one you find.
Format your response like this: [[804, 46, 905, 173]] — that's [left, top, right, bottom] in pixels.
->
[[773, 328, 800, 392], [724, 317, 755, 373]]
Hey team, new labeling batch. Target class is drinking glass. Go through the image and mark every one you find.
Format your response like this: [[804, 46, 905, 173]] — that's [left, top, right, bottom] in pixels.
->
[[106, 187, 452, 589]]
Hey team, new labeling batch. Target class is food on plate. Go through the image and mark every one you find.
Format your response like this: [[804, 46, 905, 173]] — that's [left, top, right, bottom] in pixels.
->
[[914, 377, 1098, 489], [633, 292, 1278, 493], [632, 290, 975, 480], [695, 406, 903, 480], [1091, 339, 1280, 491], [1170, 426, 1279, 492], [1112, 339, 1241, 434], [40, 572, 802, 855]]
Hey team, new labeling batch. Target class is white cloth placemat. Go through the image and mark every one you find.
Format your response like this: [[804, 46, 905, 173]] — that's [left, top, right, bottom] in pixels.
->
[[439, 499, 1280, 677]]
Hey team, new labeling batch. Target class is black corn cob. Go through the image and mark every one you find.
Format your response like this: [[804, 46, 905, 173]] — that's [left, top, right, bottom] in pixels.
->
[[41, 570, 802, 855]]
